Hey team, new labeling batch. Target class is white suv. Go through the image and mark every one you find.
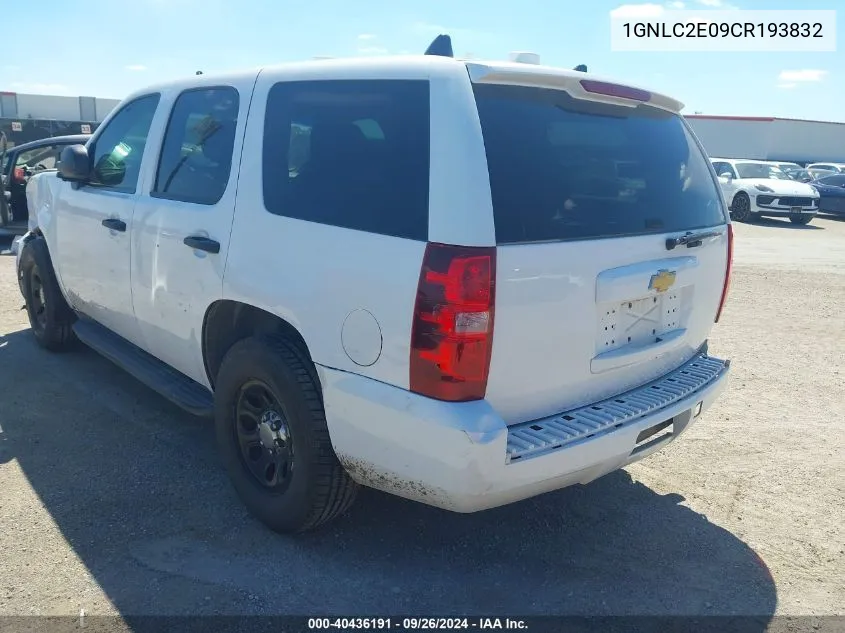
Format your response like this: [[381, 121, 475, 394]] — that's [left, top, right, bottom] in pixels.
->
[[17, 40, 733, 533], [711, 158, 820, 225]]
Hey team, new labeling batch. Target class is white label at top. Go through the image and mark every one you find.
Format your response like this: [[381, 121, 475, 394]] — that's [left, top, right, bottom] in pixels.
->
[[610, 9, 836, 52]]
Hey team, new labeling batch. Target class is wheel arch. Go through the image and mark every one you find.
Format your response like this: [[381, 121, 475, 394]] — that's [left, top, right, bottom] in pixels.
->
[[732, 188, 751, 202], [201, 300, 315, 390]]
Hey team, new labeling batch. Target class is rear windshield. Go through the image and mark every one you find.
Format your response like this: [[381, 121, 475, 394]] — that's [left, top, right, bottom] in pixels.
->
[[473, 84, 726, 244]]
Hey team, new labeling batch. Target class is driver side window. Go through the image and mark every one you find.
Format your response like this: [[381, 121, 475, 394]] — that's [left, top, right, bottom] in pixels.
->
[[88, 93, 161, 193], [714, 162, 736, 179]]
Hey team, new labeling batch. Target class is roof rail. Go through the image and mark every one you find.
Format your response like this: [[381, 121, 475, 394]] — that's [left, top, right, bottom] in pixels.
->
[[424, 34, 454, 58]]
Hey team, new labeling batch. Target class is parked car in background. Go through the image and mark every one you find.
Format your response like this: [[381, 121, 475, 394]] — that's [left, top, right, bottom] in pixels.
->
[[1, 134, 90, 227], [711, 158, 819, 224], [770, 161, 802, 173], [783, 167, 834, 183], [806, 162, 845, 174], [810, 173, 845, 217]]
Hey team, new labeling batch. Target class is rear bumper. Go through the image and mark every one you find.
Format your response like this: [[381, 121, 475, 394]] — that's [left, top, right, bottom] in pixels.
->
[[319, 351, 730, 513]]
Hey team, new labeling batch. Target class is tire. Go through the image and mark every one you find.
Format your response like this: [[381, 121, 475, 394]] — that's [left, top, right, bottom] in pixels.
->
[[790, 214, 813, 225], [19, 237, 77, 351], [214, 335, 359, 533], [730, 192, 754, 223], [0, 195, 9, 227]]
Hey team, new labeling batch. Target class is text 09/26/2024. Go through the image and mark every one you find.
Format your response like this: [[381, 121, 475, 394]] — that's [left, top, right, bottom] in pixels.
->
[[610, 9, 836, 52], [308, 618, 529, 630]]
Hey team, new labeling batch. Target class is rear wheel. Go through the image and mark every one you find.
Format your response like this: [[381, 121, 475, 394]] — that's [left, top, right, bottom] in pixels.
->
[[19, 237, 77, 351], [214, 335, 359, 533], [790, 214, 813, 225], [730, 192, 754, 223]]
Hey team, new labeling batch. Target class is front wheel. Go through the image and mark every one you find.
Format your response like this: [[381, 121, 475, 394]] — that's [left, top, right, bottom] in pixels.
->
[[214, 335, 359, 534], [19, 237, 77, 351], [790, 214, 813, 225], [0, 196, 10, 227], [730, 192, 754, 223]]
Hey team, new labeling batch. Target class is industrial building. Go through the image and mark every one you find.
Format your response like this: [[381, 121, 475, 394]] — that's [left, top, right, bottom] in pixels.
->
[[1, 90, 120, 146], [685, 115, 845, 165]]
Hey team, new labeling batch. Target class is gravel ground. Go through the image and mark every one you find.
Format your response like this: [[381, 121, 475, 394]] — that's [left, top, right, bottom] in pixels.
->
[[0, 216, 842, 625]]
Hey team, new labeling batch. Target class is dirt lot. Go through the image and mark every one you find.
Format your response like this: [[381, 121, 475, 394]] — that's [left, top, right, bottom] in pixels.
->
[[0, 217, 842, 624]]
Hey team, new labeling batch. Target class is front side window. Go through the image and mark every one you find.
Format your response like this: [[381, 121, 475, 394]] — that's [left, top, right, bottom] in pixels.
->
[[88, 93, 161, 192], [153, 86, 240, 205], [712, 162, 736, 178], [262, 79, 430, 241]]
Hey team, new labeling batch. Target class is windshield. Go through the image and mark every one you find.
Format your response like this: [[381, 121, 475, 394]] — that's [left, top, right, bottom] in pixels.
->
[[735, 163, 791, 180], [473, 84, 726, 244]]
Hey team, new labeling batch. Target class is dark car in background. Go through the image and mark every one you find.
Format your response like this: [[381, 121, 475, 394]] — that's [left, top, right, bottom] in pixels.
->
[[784, 167, 834, 183], [1, 133, 90, 227], [810, 174, 845, 217]]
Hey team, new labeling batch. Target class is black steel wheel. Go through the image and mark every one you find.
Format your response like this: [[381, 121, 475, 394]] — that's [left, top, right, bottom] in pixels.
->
[[214, 335, 359, 533], [19, 237, 76, 351], [27, 265, 48, 333], [234, 380, 295, 493]]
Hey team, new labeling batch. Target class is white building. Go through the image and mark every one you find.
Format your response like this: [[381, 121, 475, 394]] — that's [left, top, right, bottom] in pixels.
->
[[685, 115, 845, 165], [0, 90, 120, 122]]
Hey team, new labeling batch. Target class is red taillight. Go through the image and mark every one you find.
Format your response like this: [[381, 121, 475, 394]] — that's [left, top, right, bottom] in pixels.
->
[[580, 79, 651, 102], [410, 243, 496, 402], [13, 167, 25, 183], [715, 223, 733, 323]]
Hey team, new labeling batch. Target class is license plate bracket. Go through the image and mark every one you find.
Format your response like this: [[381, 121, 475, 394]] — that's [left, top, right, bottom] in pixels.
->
[[791, 206, 803, 214]]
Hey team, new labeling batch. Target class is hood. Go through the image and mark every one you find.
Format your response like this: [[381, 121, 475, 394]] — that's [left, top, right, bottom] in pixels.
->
[[741, 178, 819, 196], [812, 182, 845, 193]]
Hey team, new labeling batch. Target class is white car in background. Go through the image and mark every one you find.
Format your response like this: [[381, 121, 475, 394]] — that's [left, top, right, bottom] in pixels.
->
[[769, 161, 801, 173], [807, 162, 845, 174], [710, 158, 820, 225]]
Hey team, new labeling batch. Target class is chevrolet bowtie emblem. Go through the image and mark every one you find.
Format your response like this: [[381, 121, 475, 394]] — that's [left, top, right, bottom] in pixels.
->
[[649, 269, 677, 293]]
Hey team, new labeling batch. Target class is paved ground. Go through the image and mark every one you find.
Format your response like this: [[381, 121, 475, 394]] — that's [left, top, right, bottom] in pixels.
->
[[0, 216, 842, 625]]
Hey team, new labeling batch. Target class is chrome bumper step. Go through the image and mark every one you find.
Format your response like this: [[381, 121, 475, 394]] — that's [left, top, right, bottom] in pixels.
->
[[506, 353, 729, 463]]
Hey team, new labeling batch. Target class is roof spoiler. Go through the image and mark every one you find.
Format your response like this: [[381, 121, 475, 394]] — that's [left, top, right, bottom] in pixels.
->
[[424, 34, 454, 57]]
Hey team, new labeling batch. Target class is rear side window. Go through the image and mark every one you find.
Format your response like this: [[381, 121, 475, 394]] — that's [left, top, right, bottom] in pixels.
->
[[153, 86, 240, 205], [473, 84, 726, 244], [263, 79, 430, 241]]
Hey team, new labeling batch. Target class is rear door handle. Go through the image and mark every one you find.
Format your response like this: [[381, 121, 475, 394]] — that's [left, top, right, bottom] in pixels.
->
[[183, 235, 220, 254], [101, 218, 126, 232]]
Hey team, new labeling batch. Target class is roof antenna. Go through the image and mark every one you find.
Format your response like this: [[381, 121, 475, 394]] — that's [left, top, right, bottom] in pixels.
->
[[424, 34, 454, 57], [573, 64, 587, 72]]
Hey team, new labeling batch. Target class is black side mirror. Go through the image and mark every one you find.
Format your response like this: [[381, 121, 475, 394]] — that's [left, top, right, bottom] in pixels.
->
[[57, 144, 91, 183]]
